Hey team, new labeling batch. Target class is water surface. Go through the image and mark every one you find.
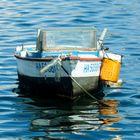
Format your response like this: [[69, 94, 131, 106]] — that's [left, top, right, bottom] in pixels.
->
[[0, 0, 140, 139]]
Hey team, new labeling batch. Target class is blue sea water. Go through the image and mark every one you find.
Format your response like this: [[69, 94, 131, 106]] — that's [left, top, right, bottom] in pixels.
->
[[0, 0, 140, 139]]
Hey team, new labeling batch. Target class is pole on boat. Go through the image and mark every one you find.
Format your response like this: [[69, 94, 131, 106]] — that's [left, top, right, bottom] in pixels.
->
[[36, 29, 47, 51], [97, 28, 108, 50]]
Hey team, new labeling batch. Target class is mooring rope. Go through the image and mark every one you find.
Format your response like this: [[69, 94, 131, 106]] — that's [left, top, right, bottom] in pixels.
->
[[40, 56, 109, 107], [58, 62, 109, 106]]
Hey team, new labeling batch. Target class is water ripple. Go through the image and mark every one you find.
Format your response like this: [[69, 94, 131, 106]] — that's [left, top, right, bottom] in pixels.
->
[[0, 0, 140, 139]]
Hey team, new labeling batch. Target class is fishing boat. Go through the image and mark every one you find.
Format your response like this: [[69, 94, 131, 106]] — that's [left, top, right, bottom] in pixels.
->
[[14, 27, 122, 100]]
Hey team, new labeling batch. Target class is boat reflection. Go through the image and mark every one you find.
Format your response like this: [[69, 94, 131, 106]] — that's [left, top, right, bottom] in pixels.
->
[[99, 100, 121, 127], [13, 87, 122, 139]]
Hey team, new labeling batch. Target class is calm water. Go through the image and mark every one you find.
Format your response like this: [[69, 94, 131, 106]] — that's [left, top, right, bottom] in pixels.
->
[[0, 0, 140, 139]]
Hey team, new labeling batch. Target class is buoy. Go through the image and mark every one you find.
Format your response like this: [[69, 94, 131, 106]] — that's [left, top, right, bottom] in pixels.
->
[[100, 52, 122, 82], [100, 58, 121, 82]]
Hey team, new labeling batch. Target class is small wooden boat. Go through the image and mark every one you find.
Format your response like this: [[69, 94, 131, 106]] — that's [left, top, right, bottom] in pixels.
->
[[14, 27, 121, 100]]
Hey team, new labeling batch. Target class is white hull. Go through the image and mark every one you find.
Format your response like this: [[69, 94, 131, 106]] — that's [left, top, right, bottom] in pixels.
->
[[16, 57, 102, 79]]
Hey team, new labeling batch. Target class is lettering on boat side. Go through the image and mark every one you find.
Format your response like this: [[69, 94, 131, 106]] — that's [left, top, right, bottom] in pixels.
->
[[36, 62, 58, 73], [36, 62, 48, 69], [35, 62, 101, 75], [83, 62, 100, 73]]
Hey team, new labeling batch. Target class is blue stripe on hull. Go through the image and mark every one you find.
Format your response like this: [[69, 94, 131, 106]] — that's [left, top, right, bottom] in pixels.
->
[[25, 49, 100, 58]]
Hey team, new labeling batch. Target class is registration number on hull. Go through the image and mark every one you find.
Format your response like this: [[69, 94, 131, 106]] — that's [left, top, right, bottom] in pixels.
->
[[83, 63, 100, 73], [35, 61, 101, 75]]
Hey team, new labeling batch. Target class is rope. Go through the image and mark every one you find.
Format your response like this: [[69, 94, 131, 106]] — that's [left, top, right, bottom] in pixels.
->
[[57, 61, 109, 107], [40, 56, 109, 106]]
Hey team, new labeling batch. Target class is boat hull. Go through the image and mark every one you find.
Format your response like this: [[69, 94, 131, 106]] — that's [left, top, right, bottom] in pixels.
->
[[15, 52, 103, 100]]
